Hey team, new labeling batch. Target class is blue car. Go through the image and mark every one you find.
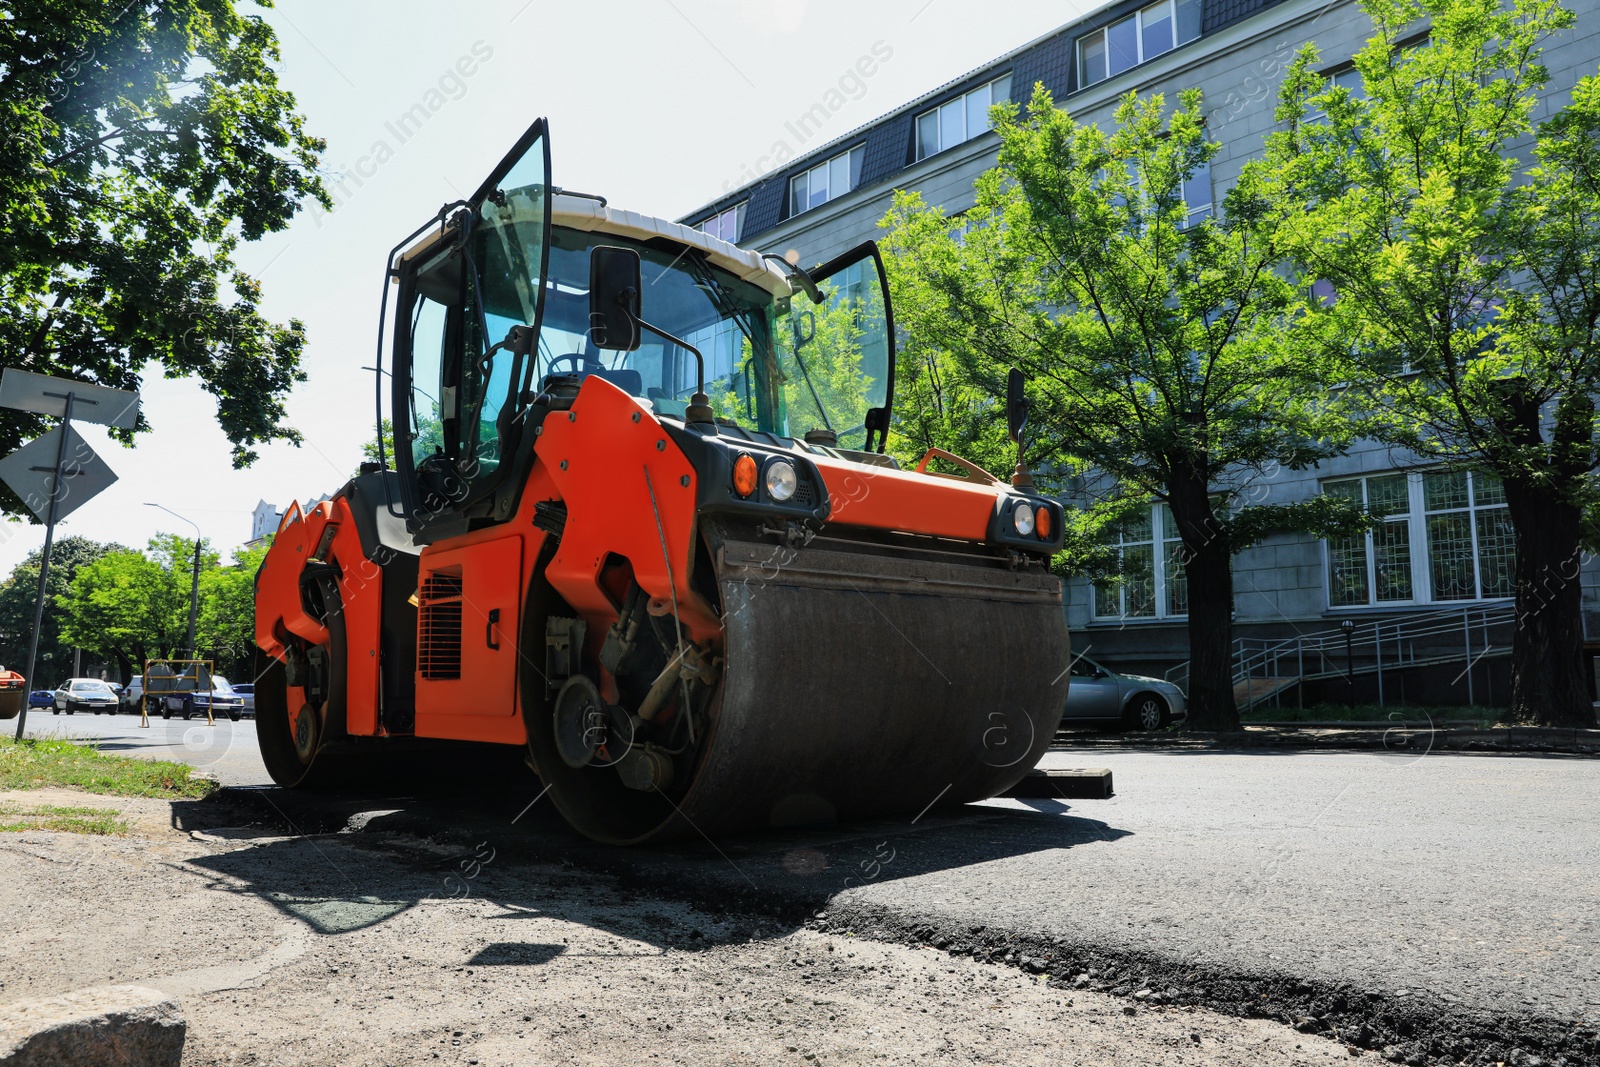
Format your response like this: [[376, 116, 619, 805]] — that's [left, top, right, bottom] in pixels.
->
[[28, 690, 54, 709]]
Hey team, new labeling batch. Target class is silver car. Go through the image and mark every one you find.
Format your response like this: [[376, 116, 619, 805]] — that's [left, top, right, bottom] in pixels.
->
[[1062, 654, 1187, 731]]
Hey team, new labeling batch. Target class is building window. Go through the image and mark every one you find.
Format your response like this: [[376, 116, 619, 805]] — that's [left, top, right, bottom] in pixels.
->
[[1078, 0, 1202, 89], [1094, 504, 1187, 620], [1181, 156, 1213, 226], [788, 146, 864, 217], [1326, 474, 1413, 606], [1423, 470, 1514, 600], [1323, 470, 1512, 607], [915, 73, 1013, 161], [699, 202, 747, 244], [1306, 67, 1365, 122]]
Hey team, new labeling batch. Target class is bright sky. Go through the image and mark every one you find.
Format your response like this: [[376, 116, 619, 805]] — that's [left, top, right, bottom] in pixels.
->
[[0, 0, 1093, 576]]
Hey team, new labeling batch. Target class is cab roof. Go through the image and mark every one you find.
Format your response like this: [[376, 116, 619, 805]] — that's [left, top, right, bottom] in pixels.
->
[[398, 193, 794, 300]]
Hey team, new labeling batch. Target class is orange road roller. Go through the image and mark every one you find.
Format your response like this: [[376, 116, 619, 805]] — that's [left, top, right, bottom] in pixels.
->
[[253, 119, 1070, 843]]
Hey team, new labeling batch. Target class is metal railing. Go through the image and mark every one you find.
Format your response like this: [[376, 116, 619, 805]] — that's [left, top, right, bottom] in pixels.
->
[[1163, 602, 1516, 709]]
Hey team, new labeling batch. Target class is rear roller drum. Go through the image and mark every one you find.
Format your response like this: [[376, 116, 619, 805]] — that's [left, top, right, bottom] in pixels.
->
[[256, 569, 349, 789]]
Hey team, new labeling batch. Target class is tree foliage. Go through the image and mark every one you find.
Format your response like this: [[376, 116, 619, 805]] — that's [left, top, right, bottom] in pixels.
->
[[0, 0, 327, 510], [53, 532, 239, 679], [882, 85, 1347, 729], [196, 541, 265, 677], [1257, 0, 1597, 725], [0, 535, 122, 681]]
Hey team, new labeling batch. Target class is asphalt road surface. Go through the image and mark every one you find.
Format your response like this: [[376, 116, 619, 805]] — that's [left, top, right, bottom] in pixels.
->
[[17, 710, 1599, 1061]]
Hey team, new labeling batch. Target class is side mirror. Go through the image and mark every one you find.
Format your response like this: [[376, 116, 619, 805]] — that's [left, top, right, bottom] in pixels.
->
[[1006, 367, 1029, 444], [589, 246, 642, 352], [791, 308, 816, 349]]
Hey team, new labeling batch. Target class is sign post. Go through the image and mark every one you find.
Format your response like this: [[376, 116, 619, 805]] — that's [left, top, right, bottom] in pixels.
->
[[0, 370, 138, 741]]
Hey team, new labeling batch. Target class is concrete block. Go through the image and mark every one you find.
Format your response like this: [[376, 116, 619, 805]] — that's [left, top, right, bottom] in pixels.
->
[[1004, 767, 1114, 799], [0, 985, 184, 1067]]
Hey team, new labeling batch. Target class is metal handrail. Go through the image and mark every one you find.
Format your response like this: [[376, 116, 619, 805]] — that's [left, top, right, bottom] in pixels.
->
[[1162, 602, 1515, 707]]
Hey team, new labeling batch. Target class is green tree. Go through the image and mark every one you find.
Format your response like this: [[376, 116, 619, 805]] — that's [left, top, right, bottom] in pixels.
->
[[0, 536, 122, 682], [196, 541, 266, 678], [360, 417, 394, 475], [1258, 0, 1596, 726], [882, 85, 1354, 731], [0, 0, 327, 512], [57, 532, 218, 679], [57, 548, 179, 681]]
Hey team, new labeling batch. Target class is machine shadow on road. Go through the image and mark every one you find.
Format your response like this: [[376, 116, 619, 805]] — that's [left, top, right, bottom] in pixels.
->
[[165, 785, 1131, 957]]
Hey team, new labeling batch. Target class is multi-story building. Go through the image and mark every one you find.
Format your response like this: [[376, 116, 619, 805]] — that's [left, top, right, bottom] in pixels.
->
[[680, 0, 1600, 705]]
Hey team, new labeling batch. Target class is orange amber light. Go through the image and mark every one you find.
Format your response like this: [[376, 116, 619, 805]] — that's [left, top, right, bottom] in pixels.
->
[[1035, 505, 1052, 540], [733, 454, 758, 497]]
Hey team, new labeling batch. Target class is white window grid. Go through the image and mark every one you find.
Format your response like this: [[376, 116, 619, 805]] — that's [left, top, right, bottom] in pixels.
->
[[915, 73, 1013, 162], [1322, 470, 1513, 609], [699, 202, 747, 244], [1306, 68, 1365, 123], [1092, 503, 1188, 621], [788, 146, 864, 218], [1077, 0, 1203, 89]]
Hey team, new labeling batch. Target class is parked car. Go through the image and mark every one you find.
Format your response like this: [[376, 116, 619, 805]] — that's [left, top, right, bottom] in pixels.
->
[[121, 676, 144, 713], [1061, 655, 1187, 731], [53, 678, 120, 715], [231, 682, 255, 718], [28, 690, 54, 709], [162, 674, 245, 721]]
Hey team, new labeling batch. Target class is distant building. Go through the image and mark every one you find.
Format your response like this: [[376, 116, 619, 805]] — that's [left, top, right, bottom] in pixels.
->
[[246, 495, 331, 549]]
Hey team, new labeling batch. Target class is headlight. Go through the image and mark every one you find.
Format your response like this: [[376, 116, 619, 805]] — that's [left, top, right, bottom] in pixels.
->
[[1013, 503, 1035, 536], [765, 460, 798, 503]]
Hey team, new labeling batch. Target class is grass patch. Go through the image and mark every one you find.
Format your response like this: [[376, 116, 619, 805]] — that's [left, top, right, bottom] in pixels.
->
[[0, 802, 129, 836], [1241, 703, 1503, 725], [0, 736, 217, 799]]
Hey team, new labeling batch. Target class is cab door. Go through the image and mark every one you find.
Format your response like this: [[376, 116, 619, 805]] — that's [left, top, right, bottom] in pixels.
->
[[398, 118, 554, 744], [777, 241, 896, 453]]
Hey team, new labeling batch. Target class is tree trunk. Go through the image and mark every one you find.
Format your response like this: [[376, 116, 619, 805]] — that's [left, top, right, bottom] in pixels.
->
[[110, 647, 133, 686], [1169, 474, 1241, 732], [1502, 476, 1593, 727]]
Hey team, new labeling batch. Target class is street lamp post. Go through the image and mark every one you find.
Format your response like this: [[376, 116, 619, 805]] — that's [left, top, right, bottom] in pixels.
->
[[145, 503, 202, 656]]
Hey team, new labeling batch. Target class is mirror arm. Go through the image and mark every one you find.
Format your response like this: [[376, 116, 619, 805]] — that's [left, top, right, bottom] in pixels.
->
[[623, 299, 715, 428], [762, 254, 823, 304]]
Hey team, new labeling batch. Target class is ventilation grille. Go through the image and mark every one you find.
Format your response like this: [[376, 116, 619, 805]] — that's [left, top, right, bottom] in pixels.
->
[[418, 572, 464, 681], [793, 479, 816, 509]]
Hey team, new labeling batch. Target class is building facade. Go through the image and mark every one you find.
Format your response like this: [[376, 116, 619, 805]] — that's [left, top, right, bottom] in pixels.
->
[[680, 0, 1600, 704]]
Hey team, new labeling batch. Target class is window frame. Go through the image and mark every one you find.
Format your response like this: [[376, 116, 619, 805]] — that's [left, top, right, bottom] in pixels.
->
[[787, 146, 865, 218], [1092, 503, 1189, 622], [913, 73, 1014, 162], [1077, 0, 1203, 90], [699, 201, 748, 244], [1321, 469, 1514, 611]]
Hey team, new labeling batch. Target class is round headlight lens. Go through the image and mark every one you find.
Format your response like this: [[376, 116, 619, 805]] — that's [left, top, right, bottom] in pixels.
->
[[1013, 502, 1036, 536], [765, 460, 798, 502]]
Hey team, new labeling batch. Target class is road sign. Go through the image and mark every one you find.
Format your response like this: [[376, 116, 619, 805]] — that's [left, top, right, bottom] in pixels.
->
[[0, 369, 139, 429], [0, 425, 117, 522]]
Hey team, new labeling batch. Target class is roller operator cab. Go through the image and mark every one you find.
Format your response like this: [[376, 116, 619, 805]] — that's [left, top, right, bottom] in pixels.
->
[[253, 119, 1070, 844]]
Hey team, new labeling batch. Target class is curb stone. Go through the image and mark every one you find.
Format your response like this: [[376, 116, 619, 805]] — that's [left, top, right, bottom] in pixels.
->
[[0, 985, 184, 1067]]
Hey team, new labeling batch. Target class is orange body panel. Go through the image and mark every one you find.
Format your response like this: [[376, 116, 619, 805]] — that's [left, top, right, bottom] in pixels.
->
[[807, 453, 1002, 541], [254, 497, 386, 736], [412, 532, 529, 743], [537, 379, 717, 648]]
